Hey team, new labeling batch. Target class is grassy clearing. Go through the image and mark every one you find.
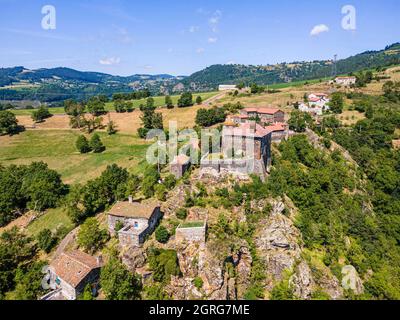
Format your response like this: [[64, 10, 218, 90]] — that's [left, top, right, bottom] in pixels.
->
[[10, 91, 218, 116], [0, 130, 150, 184], [27, 207, 74, 237]]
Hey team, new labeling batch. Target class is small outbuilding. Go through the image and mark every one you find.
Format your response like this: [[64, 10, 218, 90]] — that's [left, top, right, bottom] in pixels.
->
[[170, 154, 191, 179]]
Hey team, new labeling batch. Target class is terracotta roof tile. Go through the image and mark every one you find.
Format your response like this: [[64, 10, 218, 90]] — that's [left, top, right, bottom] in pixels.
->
[[50, 251, 100, 288]]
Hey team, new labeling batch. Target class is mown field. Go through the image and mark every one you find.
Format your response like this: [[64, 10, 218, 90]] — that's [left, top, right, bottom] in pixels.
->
[[11, 91, 218, 116], [0, 130, 150, 185]]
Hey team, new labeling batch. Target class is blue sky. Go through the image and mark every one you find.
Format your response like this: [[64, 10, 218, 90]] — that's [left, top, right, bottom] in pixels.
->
[[0, 0, 399, 76]]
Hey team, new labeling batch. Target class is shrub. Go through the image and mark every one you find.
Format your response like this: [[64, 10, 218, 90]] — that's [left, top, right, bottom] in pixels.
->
[[89, 133, 105, 153], [77, 218, 109, 254], [36, 229, 56, 253], [155, 225, 170, 244], [176, 208, 188, 220], [193, 277, 204, 289], [76, 135, 91, 153]]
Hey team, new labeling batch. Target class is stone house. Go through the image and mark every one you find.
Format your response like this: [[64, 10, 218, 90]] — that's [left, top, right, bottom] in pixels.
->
[[170, 154, 191, 179], [201, 122, 272, 179], [108, 198, 162, 248], [265, 122, 290, 143], [240, 107, 285, 124], [43, 250, 102, 300]]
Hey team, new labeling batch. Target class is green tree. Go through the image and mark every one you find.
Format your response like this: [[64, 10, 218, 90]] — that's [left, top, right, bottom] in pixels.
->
[[165, 95, 174, 109], [89, 133, 105, 153], [77, 218, 109, 254], [176, 208, 188, 220], [329, 93, 344, 114], [0, 110, 20, 135], [177, 92, 193, 108], [155, 225, 170, 244], [196, 96, 203, 105], [87, 97, 106, 116], [100, 256, 141, 300], [36, 229, 56, 253], [76, 135, 91, 153], [32, 106, 52, 123]]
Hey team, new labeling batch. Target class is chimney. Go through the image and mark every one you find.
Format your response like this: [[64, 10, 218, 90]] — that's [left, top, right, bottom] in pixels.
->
[[96, 255, 103, 267], [128, 195, 133, 204]]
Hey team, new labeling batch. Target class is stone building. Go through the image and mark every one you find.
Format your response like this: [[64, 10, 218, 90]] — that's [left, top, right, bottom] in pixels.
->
[[108, 198, 162, 248], [175, 221, 207, 243], [42, 250, 102, 300], [170, 154, 191, 179], [335, 76, 356, 86], [240, 107, 285, 124], [201, 122, 272, 180]]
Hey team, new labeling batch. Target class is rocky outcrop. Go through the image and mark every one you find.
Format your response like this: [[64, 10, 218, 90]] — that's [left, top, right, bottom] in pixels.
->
[[290, 261, 315, 300], [234, 246, 253, 299], [254, 202, 302, 282], [121, 247, 146, 273], [341, 265, 364, 295]]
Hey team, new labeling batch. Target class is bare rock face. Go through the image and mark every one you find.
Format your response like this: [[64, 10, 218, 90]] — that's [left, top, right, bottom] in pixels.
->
[[197, 243, 225, 298], [290, 261, 315, 300], [341, 265, 364, 295], [162, 185, 190, 218], [234, 246, 253, 299], [187, 208, 208, 221], [316, 270, 344, 300], [254, 207, 302, 281], [121, 247, 146, 273], [167, 242, 227, 300]]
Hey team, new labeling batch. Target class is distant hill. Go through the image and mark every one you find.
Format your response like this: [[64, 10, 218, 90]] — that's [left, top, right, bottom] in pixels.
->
[[0, 67, 181, 102], [180, 42, 400, 91], [1, 42, 399, 103]]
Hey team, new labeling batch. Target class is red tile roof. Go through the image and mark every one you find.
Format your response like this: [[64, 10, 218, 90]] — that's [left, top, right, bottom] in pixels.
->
[[51, 251, 100, 288], [243, 107, 282, 115], [223, 122, 272, 138]]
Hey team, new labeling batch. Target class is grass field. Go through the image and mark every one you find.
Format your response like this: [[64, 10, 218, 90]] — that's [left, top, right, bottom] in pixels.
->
[[26, 207, 74, 237], [0, 130, 150, 184], [11, 91, 218, 116]]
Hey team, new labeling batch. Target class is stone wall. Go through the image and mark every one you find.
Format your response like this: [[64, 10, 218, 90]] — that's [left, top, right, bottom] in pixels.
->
[[176, 223, 207, 243]]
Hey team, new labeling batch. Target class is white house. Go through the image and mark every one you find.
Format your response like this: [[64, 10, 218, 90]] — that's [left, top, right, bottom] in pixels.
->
[[218, 85, 237, 91], [335, 76, 356, 86]]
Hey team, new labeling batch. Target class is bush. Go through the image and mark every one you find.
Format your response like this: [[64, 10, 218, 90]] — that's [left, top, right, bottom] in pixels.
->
[[148, 248, 181, 283], [0, 110, 20, 135], [163, 174, 176, 190], [155, 225, 170, 244], [89, 133, 105, 153], [77, 218, 109, 254], [32, 106, 52, 123], [193, 277, 203, 289], [154, 184, 167, 201], [76, 135, 91, 153], [36, 229, 56, 253], [176, 208, 188, 220]]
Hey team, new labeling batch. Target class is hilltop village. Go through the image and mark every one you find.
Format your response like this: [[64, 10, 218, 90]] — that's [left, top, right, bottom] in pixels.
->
[[1, 65, 400, 301]]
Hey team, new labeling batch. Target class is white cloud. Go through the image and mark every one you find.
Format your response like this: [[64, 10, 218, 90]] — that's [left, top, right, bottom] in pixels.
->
[[99, 57, 121, 65], [189, 26, 200, 33], [310, 24, 330, 36], [209, 10, 222, 33], [208, 37, 218, 43], [196, 48, 205, 54]]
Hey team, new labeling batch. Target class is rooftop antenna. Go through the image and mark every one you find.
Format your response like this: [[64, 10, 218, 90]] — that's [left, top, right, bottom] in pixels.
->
[[331, 54, 338, 78]]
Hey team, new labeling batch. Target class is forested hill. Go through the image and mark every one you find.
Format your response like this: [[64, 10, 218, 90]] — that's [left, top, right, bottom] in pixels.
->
[[181, 42, 400, 91]]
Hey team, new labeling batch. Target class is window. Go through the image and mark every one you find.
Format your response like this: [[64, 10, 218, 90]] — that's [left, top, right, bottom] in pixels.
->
[[134, 222, 139, 228]]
